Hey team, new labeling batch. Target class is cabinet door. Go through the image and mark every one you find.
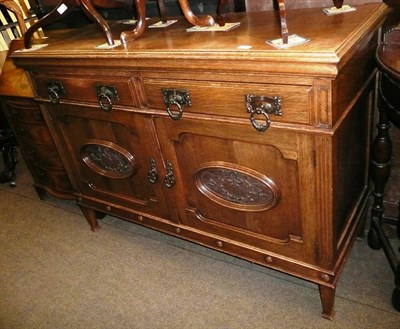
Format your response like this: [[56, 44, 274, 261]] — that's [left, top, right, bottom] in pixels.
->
[[154, 117, 315, 260], [46, 103, 177, 222]]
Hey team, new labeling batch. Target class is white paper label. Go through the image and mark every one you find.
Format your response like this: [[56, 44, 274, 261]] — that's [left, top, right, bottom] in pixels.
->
[[57, 4, 68, 15]]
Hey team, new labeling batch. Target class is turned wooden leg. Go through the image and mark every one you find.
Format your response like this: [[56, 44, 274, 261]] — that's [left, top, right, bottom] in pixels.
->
[[319, 284, 335, 320], [79, 205, 100, 232], [368, 85, 392, 250], [120, 0, 146, 44], [178, 0, 215, 27]]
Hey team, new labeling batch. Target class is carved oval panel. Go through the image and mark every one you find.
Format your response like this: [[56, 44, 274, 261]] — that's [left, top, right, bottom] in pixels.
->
[[81, 140, 136, 179], [195, 162, 280, 211]]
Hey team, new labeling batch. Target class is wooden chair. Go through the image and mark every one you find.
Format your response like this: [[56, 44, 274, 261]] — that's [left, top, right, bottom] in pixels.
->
[[0, 0, 27, 35]]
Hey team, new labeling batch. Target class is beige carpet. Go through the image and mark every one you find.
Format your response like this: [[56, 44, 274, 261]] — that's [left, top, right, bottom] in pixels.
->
[[0, 157, 399, 329]]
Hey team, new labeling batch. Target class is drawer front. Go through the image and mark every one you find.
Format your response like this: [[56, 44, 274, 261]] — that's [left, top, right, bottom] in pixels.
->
[[4, 99, 43, 123], [143, 79, 312, 125], [31, 73, 138, 107], [8, 119, 54, 144], [18, 141, 64, 170]]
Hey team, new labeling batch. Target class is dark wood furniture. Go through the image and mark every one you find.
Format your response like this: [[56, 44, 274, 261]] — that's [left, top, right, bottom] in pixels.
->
[[368, 23, 400, 312], [0, 38, 74, 199], [12, 3, 387, 319]]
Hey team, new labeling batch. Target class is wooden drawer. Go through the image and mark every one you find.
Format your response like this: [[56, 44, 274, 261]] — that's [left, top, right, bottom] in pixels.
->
[[142, 79, 312, 125], [30, 73, 139, 107], [18, 140, 65, 170], [3, 99, 43, 123], [8, 119, 54, 144]]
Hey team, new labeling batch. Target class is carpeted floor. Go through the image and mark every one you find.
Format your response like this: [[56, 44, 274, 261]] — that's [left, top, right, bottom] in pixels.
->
[[0, 153, 399, 329]]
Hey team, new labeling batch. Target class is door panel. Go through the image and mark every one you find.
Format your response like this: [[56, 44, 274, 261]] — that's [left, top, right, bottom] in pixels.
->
[[155, 117, 311, 258], [46, 103, 176, 221]]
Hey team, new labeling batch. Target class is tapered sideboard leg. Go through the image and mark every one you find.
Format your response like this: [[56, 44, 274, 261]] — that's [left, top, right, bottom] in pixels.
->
[[79, 205, 100, 232], [319, 285, 335, 320]]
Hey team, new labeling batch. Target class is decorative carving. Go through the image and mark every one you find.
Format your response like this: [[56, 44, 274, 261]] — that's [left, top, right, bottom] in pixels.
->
[[81, 141, 136, 179], [195, 162, 280, 211], [164, 161, 176, 188], [148, 158, 158, 184]]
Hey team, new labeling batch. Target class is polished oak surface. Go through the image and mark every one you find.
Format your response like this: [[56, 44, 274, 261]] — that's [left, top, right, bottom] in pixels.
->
[[15, 4, 386, 75], [12, 2, 388, 319]]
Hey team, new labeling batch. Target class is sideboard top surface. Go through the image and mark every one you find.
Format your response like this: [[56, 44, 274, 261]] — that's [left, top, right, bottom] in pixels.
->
[[12, 3, 387, 76]]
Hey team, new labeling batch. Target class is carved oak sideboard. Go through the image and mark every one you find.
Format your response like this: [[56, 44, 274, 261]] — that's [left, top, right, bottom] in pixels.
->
[[12, 3, 387, 319]]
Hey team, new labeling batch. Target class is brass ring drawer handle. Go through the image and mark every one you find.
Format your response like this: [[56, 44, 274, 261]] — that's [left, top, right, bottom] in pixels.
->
[[162, 89, 192, 121], [96, 85, 119, 112], [47, 81, 65, 104], [246, 94, 282, 132]]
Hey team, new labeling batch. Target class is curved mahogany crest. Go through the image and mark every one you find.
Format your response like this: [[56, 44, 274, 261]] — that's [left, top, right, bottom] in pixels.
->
[[195, 162, 281, 211], [81, 140, 136, 179]]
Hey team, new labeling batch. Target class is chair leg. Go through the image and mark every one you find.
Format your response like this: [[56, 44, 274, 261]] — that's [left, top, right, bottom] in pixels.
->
[[81, 0, 115, 46], [157, 0, 168, 23], [215, 0, 227, 26], [178, 0, 215, 27], [120, 0, 146, 44], [333, 0, 344, 8], [25, 0, 115, 48], [24, 0, 76, 48], [278, 0, 288, 44]]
